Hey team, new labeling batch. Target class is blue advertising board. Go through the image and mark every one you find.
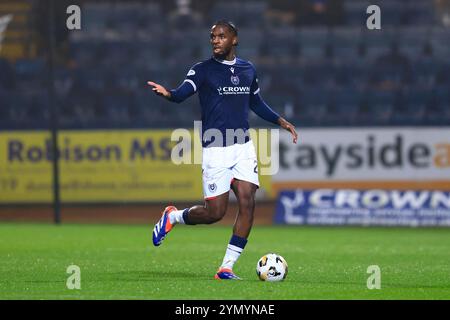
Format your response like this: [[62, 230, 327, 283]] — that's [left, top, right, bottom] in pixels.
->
[[274, 189, 450, 227]]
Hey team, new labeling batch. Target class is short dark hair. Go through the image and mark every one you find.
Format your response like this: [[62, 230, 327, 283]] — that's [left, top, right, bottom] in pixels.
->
[[212, 20, 238, 36]]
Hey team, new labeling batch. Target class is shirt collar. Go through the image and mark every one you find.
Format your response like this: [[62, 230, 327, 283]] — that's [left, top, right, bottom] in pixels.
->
[[213, 56, 237, 65]]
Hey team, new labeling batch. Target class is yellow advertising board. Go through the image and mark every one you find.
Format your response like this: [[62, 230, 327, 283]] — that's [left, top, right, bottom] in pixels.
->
[[0, 130, 273, 203]]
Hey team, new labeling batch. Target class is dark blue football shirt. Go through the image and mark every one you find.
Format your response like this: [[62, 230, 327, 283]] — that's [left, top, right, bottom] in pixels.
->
[[169, 57, 279, 147]]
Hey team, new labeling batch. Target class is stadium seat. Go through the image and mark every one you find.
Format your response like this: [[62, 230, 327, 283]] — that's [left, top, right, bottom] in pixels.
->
[[330, 27, 362, 62], [82, 2, 112, 31], [359, 89, 395, 125], [343, 0, 370, 26], [435, 63, 450, 85], [0, 90, 13, 127], [390, 87, 430, 125], [0, 58, 16, 90], [333, 61, 368, 87], [298, 87, 330, 125], [210, 2, 243, 26], [360, 27, 397, 61], [238, 28, 264, 61], [423, 86, 450, 125], [411, 57, 439, 87], [298, 27, 329, 60], [407, 1, 437, 26], [2, 0, 449, 131], [328, 87, 362, 125], [259, 27, 299, 61], [397, 26, 430, 59]]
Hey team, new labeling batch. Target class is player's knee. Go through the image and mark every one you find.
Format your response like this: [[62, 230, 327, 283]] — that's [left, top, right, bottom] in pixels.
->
[[238, 191, 255, 211]]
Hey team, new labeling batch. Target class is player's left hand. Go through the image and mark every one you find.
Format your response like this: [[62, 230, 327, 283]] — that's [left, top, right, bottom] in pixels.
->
[[278, 117, 298, 144]]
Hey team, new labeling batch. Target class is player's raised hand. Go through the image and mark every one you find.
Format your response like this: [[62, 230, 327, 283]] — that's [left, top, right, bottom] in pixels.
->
[[147, 81, 171, 99], [278, 117, 298, 144]]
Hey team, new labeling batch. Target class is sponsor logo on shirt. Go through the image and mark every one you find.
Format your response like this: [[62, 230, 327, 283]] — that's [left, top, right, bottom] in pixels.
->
[[217, 86, 251, 95]]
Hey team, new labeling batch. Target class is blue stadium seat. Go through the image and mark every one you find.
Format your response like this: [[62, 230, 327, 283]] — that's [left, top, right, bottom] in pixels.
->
[[430, 28, 450, 60], [300, 62, 336, 88], [238, 1, 267, 27], [435, 63, 450, 85], [330, 27, 362, 61], [238, 28, 264, 61], [5, 1, 444, 130], [101, 93, 133, 126], [407, 1, 437, 26], [329, 87, 362, 122], [376, 0, 403, 26], [59, 89, 97, 128], [260, 27, 299, 60], [82, 2, 112, 31], [390, 87, 430, 125], [14, 59, 45, 81], [134, 91, 169, 127], [6, 92, 39, 128], [361, 28, 396, 61], [397, 26, 430, 59], [298, 87, 331, 125], [334, 61, 368, 87], [210, 2, 243, 26], [299, 27, 329, 60], [0, 90, 13, 127], [343, 0, 370, 26], [73, 67, 107, 92], [0, 58, 15, 90], [359, 89, 395, 125], [70, 41, 101, 66], [423, 86, 450, 125], [411, 57, 439, 87], [210, 1, 267, 27]]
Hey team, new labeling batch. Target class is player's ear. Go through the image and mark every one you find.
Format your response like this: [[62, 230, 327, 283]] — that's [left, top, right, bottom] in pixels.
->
[[233, 37, 238, 47]]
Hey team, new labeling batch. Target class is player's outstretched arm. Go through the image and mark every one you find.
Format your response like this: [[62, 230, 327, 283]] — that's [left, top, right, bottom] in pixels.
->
[[250, 93, 298, 144], [147, 79, 196, 103], [147, 81, 171, 99]]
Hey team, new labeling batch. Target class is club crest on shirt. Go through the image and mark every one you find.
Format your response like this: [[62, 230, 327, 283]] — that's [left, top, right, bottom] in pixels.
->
[[208, 183, 217, 192], [230, 75, 240, 85]]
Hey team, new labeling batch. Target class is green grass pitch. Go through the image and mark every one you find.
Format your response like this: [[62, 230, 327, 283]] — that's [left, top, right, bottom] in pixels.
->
[[0, 223, 449, 299]]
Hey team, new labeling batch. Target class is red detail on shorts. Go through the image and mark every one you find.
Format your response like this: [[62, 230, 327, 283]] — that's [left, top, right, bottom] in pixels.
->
[[230, 178, 235, 185], [205, 196, 217, 201]]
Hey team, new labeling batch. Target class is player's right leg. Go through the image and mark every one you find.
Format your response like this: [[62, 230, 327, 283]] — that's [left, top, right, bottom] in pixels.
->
[[153, 151, 232, 246], [152, 193, 230, 246]]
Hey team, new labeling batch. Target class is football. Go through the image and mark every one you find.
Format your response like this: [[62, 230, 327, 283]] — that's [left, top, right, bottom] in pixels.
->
[[256, 253, 288, 282]]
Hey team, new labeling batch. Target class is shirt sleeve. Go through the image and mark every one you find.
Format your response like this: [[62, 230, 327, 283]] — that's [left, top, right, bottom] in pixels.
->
[[184, 62, 205, 92], [169, 62, 205, 103], [250, 66, 261, 95], [250, 92, 280, 125], [249, 65, 280, 125]]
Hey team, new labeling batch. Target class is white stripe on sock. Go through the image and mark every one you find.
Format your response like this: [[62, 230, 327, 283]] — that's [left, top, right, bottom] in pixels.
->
[[227, 244, 243, 254]]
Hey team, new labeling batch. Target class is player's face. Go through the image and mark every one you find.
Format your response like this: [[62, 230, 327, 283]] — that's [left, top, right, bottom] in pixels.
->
[[210, 25, 236, 59]]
